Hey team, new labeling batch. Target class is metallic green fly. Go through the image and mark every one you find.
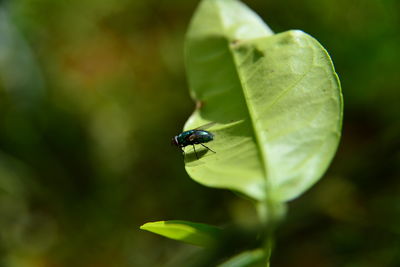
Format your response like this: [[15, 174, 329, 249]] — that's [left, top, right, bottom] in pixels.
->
[[171, 123, 216, 159]]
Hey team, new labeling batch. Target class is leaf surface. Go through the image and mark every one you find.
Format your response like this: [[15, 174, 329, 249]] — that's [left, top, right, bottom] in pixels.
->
[[184, 0, 342, 202]]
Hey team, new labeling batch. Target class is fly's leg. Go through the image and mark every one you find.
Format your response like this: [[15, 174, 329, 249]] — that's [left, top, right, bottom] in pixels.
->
[[192, 144, 198, 159], [200, 143, 216, 153], [181, 147, 185, 158]]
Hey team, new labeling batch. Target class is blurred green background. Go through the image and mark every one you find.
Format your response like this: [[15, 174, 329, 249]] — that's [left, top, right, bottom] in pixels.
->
[[0, 0, 399, 266]]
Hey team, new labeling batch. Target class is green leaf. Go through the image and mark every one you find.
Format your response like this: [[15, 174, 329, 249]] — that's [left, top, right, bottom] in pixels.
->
[[184, 0, 343, 202], [140, 220, 222, 247], [218, 249, 266, 267]]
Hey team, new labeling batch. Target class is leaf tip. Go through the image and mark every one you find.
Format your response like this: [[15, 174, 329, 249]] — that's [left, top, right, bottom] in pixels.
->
[[139, 221, 163, 231]]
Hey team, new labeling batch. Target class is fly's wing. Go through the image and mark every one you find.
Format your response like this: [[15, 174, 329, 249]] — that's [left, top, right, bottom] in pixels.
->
[[192, 120, 244, 131], [193, 122, 217, 130]]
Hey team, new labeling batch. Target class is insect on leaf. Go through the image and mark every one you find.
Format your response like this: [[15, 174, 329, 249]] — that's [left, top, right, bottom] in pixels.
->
[[183, 0, 343, 203]]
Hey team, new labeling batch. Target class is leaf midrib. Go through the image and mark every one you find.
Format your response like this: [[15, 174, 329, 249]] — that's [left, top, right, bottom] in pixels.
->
[[213, 0, 270, 193]]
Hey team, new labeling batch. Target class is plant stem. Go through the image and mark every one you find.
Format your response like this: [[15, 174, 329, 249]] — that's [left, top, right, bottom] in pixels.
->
[[257, 200, 286, 266], [264, 232, 273, 267]]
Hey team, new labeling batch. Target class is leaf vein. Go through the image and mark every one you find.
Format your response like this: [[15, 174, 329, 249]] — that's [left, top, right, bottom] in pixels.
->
[[264, 54, 315, 113]]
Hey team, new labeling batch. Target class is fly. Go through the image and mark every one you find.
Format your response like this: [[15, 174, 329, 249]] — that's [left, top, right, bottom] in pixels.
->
[[171, 123, 216, 159]]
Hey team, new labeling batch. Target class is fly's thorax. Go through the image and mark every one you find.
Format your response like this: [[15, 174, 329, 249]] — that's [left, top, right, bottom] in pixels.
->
[[176, 130, 195, 147]]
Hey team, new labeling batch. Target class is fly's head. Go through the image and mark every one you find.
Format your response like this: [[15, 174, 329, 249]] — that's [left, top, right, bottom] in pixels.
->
[[171, 136, 179, 147]]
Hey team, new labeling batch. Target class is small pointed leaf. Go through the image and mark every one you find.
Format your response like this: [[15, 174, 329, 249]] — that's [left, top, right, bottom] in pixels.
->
[[140, 220, 222, 247], [218, 249, 266, 267]]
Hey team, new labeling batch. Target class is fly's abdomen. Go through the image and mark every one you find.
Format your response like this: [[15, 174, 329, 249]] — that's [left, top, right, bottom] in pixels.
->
[[191, 130, 214, 144]]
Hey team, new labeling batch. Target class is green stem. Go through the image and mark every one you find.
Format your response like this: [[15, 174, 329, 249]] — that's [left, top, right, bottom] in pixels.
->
[[264, 233, 273, 267], [257, 200, 286, 266]]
